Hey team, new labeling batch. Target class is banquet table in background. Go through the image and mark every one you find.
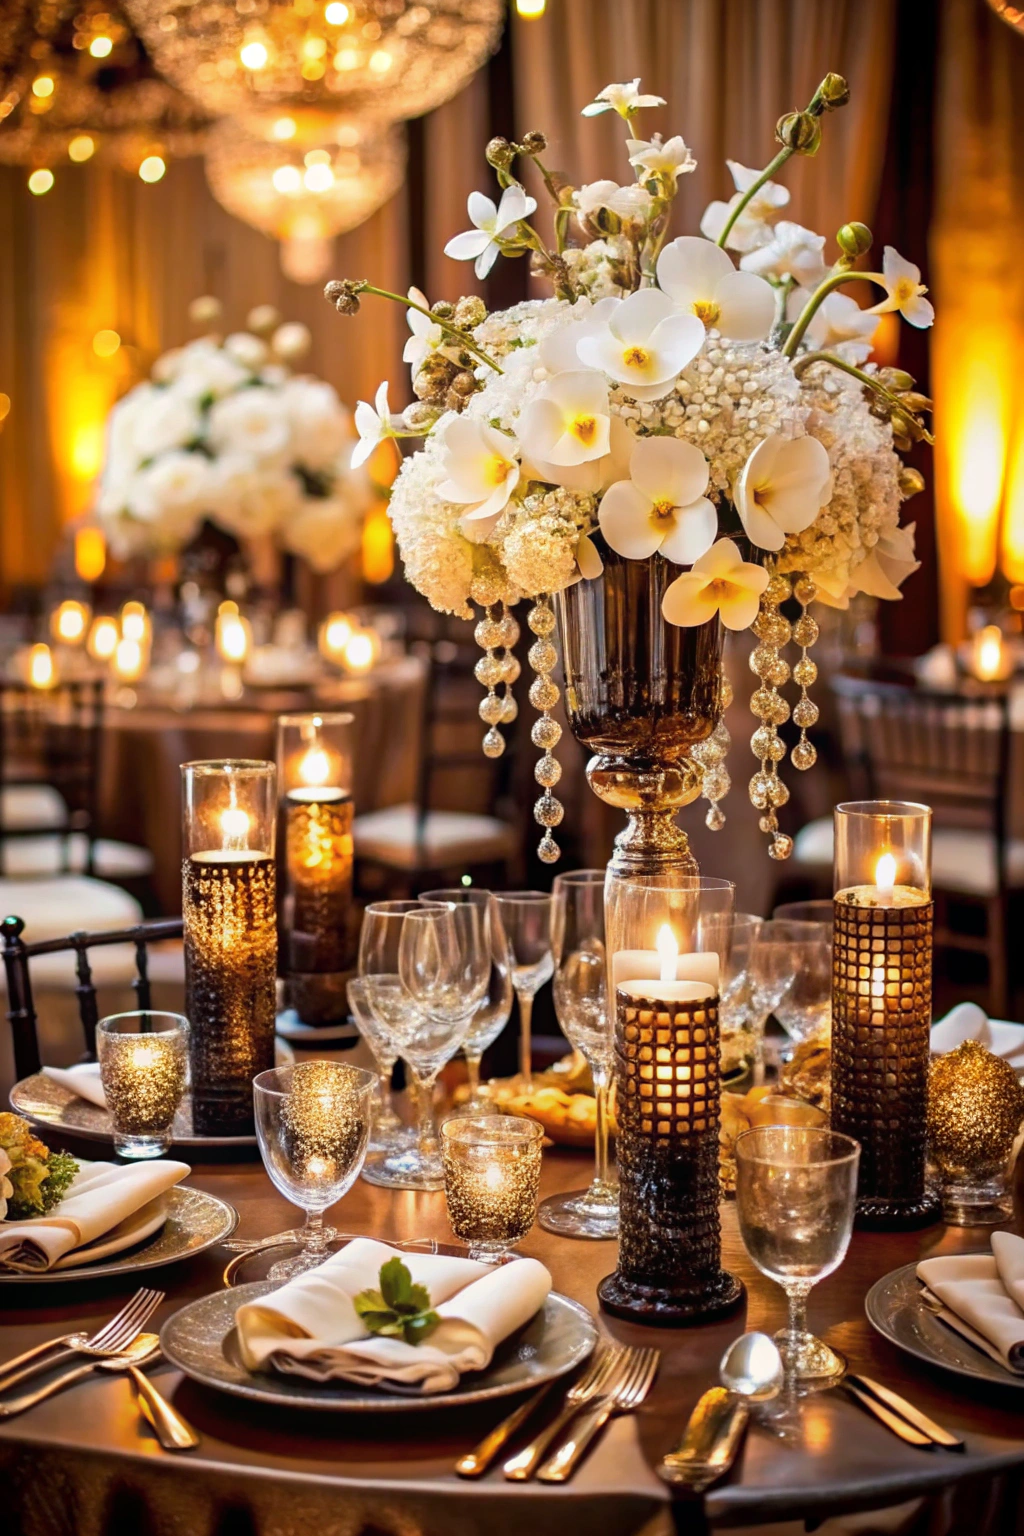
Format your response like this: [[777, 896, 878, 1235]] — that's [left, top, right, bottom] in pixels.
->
[[97, 657, 426, 914], [3, 1149, 1024, 1536]]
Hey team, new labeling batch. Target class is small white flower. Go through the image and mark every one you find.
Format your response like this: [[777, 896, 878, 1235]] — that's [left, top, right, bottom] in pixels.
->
[[212, 460, 302, 538], [271, 322, 311, 362], [662, 538, 770, 631], [208, 386, 291, 462], [132, 390, 202, 460], [657, 237, 775, 342], [518, 369, 611, 467], [522, 413, 634, 495], [282, 378, 352, 471], [785, 288, 880, 359], [574, 180, 652, 221], [575, 289, 704, 400], [126, 450, 211, 542], [699, 161, 790, 252], [437, 416, 520, 536], [352, 381, 393, 469], [733, 433, 833, 552], [581, 79, 666, 118], [599, 437, 716, 565], [167, 339, 249, 401], [740, 221, 828, 288], [223, 332, 268, 370], [444, 185, 538, 279], [868, 246, 934, 329], [403, 286, 445, 374], [282, 491, 367, 573], [538, 298, 620, 375], [847, 521, 919, 600], [626, 134, 696, 180]]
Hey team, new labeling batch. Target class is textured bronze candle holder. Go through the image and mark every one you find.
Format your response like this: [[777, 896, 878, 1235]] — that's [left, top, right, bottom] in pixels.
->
[[830, 800, 940, 1230]]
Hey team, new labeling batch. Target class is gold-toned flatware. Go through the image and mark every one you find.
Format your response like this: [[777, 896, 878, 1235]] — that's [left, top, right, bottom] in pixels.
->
[[0, 1286, 164, 1395], [455, 1383, 553, 1477], [503, 1345, 626, 1480], [0, 1333, 161, 1418], [843, 1380, 933, 1448], [658, 1386, 750, 1491], [122, 1353, 199, 1451], [537, 1346, 660, 1483], [847, 1374, 963, 1450]]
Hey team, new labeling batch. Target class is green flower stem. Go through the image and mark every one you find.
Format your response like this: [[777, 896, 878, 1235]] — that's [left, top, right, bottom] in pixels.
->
[[792, 350, 934, 443], [782, 269, 884, 358], [358, 284, 503, 374], [527, 152, 562, 208], [715, 145, 791, 249], [773, 274, 795, 330]]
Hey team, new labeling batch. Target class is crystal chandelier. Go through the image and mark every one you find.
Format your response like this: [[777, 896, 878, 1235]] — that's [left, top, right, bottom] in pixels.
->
[[204, 109, 405, 282], [123, 0, 504, 121]]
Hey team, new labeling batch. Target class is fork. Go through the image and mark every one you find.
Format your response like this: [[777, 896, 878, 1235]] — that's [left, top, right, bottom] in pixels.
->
[[502, 1345, 627, 1480], [537, 1346, 660, 1483], [0, 1287, 164, 1396]]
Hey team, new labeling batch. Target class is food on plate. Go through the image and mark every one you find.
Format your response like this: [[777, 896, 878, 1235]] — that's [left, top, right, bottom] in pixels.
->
[[0, 1113, 79, 1220]]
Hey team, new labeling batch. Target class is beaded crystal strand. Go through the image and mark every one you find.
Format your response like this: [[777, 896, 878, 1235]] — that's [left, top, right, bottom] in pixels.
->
[[789, 577, 820, 773], [475, 603, 508, 760], [526, 595, 563, 864], [693, 670, 733, 831], [748, 571, 794, 861]]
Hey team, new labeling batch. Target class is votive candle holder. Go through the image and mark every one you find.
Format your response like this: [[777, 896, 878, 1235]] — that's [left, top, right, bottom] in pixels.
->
[[441, 1115, 543, 1262], [97, 1011, 189, 1158]]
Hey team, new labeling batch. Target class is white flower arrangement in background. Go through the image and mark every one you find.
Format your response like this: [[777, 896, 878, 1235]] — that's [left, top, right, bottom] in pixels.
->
[[98, 310, 375, 573]]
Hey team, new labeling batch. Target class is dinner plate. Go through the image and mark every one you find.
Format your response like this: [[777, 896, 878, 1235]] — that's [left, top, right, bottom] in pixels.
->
[[0, 1186, 238, 1284], [865, 1260, 1024, 1391], [10, 1073, 257, 1150], [161, 1279, 598, 1411]]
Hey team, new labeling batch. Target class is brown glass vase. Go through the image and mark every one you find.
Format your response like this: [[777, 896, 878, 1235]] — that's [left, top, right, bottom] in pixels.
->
[[554, 544, 724, 876]]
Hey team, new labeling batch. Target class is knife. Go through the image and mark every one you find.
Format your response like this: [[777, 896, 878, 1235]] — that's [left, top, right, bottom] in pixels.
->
[[658, 1387, 750, 1492], [847, 1374, 964, 1450], [843, 1380, 934, 1448]]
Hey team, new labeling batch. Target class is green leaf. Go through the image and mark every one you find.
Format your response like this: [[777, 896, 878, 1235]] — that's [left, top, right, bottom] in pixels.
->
[[378, 1256, 415, 1311], [353, 1259, 440, 1345], [402, 1312, 440, 1345]]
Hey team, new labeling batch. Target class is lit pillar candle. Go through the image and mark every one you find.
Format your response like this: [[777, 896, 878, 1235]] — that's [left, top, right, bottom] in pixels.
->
[[51, 599, 91, 645], [25, 643, 56, 690], [182, 760, 277, 1137], [831, 800, 939, 1229], [318, 612, 355, 667]]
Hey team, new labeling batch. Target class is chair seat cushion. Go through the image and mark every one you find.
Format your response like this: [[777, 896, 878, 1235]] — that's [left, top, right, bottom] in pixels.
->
[[0, 876, 143, 987], [793, 817, 1024, 898], [353, 804, 517, 872], [0, 833, 153, 880], [1, 784, 68, 831]]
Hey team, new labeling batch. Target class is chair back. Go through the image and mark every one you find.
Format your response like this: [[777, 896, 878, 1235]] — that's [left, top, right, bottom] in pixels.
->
[[0, 678, 104, 876], [1, 914, 183, 1081]]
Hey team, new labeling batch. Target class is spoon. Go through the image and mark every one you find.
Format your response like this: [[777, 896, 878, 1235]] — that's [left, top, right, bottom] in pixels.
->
[[658, 1333, 785, 1490], [719, 1331, 785, 1403]]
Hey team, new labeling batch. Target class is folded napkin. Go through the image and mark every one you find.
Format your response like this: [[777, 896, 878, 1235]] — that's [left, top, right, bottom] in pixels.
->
[[0, 1159, 189, 1272], [917, 1231, 1024, 1373], [42, 1062, 108, 1109], [236, 1236, 552, 1394], [931, 1002, 1024, 1071]]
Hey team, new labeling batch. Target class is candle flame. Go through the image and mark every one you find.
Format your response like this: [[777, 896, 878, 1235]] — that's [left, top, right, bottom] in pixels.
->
[[120, 601, 149, 644], [216, 613, 250, 664], [28, 644, 55, 689], [656, 924, 678, 983], [875, 853, 897, 893], [113, 636, 144, 681], [975, 625, 1005, 680], [53, 600, 88, 643], [88, 616, 118, 660], [343, 630, 377, 673], [220, 806, 250, 846], [298, 747, 330, 787], [320, 612, 354, 657]]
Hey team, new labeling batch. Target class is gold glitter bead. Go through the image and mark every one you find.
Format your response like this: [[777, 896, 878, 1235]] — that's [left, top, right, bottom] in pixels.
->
[[527, 602, 556, 636], [474, 654, 503, 688], [928, 1042, 1024, 1174]]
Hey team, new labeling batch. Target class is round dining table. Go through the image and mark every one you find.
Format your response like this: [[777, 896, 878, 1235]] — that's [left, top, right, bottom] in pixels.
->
[[2, 1148, 1024, 1536]]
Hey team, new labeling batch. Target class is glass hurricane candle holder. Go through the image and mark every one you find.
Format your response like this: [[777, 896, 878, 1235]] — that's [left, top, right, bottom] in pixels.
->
[[182, 760, 277, 1138], [276, 712, 355, 1027], [97, 1011, 189, 1158], [441, 1114, 544, 1262], [831, 800, 940, 1229]]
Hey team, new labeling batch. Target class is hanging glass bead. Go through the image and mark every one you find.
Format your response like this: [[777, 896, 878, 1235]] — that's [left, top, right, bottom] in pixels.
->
[[527, 594, 563, 863], [748, 569, 793, 860], [694, 665, 732, 830], [791, 576, 820, 774], [474, 602, 506, 759]]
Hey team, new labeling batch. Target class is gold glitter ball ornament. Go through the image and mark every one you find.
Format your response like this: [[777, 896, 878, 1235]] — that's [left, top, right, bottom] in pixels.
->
[[928, 1041, 1024, 1174]]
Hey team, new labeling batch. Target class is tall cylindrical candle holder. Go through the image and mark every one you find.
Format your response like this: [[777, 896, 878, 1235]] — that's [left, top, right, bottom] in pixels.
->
[[276, 713, 356, 1028], [182, 760, 277, 1137], [599, 874, 743, 1326], [831, 800, 939, 1229]]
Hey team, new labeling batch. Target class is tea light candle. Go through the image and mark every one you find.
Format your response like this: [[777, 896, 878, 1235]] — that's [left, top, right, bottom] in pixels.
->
[[88, 616, 119, 661], [215, 604, 252, 665], [441, 1115, 544, 1262], [341, 628, 380, 675], [970, 624, 1013, 682], [318, 612, 355, 666], [97, 1011, 189, 1158], [51, 599, 90, 645], [120, 601, 151, 646], [25, 643, 56, 690]]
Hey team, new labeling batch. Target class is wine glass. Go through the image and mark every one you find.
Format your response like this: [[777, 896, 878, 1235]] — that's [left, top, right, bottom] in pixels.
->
[[253, 1061, 376, 1283], [419, 888, 514, 1114], [735, 1125, 860, 1387], [492, 891, 554, 1090], [712, 913, 763, 1081], [752, 919, 831, 1060], [772, 899, 834, 939], [538, 869, 618, 1239], [346, 977, 413, 1159]]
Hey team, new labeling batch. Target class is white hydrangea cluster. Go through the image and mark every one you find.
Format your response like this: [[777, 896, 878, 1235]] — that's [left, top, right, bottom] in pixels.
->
[[560, 236, 634, 300]]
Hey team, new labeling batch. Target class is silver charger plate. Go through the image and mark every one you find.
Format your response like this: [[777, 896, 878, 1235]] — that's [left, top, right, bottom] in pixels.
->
[[0, 1186, 239, 1284], [10, 1073, 257, 1149], [865, 1260, 1024, 1391], [161, 1279, 598, 1412]]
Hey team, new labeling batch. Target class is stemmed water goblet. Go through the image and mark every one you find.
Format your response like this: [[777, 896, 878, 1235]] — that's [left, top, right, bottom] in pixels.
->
[[492, 891, 554, 1090], [538, 869, 618, 1239], [347, 977, 415, 1170], [751, 919, 831, 1062], [419, 888, 514, 1114], [735, 1124, 860, 1387]]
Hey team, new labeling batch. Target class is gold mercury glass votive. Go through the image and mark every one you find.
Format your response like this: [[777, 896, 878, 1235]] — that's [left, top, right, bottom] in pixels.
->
[[97, 1011, 189, 1158], [831, 800, 940, 1229], [441, 1115, 544, 1262]]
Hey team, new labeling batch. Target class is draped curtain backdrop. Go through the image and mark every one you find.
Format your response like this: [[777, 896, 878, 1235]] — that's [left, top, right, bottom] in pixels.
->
[[0, 0, 895, 595]]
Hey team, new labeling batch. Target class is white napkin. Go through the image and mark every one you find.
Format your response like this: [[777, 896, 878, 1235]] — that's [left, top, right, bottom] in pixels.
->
[[0, 1159, 189, 1272], [235, 1236, 552, 1394], [917, 1231, 1024, 1373], [42, 1062, 108, 1109], [931, 1003, 1024, 1072]]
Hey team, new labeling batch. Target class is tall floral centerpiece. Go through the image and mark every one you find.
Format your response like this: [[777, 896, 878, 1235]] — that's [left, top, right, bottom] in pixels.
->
[[325, 73, 931, 873]]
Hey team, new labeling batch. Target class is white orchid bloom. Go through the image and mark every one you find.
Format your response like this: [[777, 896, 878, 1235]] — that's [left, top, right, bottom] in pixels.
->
[[437, 417, 520, 537], [518, 370, 611, 467], [657, 237, 775, 343], [574, 529, 605, 581], [352, 381, 392, 469], [626, 134, 696, 180], [574, 180, 652, 222], [575, 290, 705, 401], [868, 246, 935, 329], [662, 538, 770, 631], [581, 79, 665, 118], [403, 287, 445, 374], [740, 221, 828, 289], [733, 433, 833, 552], [522, 413, 634, 494], [849, 522, 920, 600], [444, 185, 537, 279], [785, 288, 880, 360], [699, 161, 790, 252], [539, 298, 621, 376], [599, 437, 716, 566]]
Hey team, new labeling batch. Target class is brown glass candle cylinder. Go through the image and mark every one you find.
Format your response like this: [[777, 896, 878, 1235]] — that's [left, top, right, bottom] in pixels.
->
[[182, 761, 277, 1137], [830, 800, 940, 1229]]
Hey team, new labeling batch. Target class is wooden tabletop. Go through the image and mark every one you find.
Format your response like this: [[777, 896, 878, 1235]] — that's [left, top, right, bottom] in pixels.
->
[[1, 1146, 1023, 1536]]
